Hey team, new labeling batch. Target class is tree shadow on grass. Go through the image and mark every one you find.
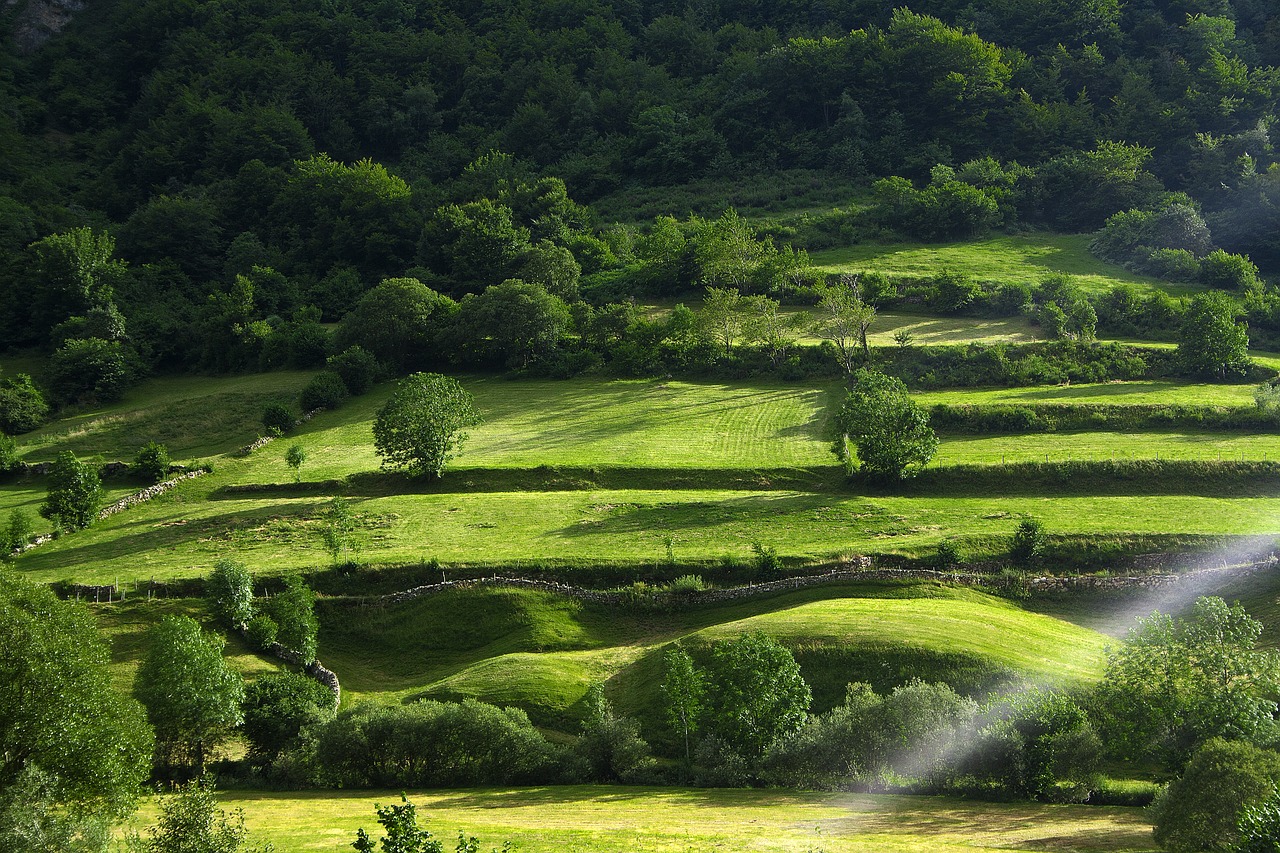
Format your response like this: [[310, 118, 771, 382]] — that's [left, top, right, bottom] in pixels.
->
[[16, 501, 337, 572], [555, 492, 870, 538], [209, 466, 846, 498]]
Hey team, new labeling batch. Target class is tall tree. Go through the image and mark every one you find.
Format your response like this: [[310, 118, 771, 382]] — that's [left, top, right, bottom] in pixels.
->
[[813, 276, 876, 373], [662, 643, 705, 763], [39, 451, 104, 531], [0, 575, 153, 851], [1178, 290, 1251, 378], [134, 615, 245, 776], [704, 632, 811, 762]]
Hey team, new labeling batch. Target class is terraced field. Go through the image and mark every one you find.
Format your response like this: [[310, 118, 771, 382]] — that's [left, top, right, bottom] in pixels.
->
[[809, 233, 1192, 296], [8, 373, 1280, 585]]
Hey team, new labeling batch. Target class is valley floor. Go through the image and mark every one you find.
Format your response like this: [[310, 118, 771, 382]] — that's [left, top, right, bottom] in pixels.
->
[[126, 786, 1159, 853]]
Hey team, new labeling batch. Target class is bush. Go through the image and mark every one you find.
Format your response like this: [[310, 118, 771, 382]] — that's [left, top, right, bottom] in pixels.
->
[[299, 371, 348, 412], [326, 346, 380, 395], [1152, 738, 1280, 853], [244, 615, 278, 650], [0, 373, 47, 433], [1144, 247, 1200, 281], [575, 684, 653, 783], [134, 441, 171, 484], [242, 671, 335, 767], [207, 558, 255, 629], [261, 403, 295, 435], [0, 432, 16, 473], [1009, 519, 1045, 567], [47, 338, 132, 405], [314, 700, 559, 787]]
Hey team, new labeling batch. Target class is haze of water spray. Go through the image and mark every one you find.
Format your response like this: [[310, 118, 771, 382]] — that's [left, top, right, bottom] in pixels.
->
[[858, 536, 1280, 789]]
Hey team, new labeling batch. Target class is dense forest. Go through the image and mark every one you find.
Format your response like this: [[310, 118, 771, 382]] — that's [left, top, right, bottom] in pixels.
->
[[3, 0, 1280, 382]]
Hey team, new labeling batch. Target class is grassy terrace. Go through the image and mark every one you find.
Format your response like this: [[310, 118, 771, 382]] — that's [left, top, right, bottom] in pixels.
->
[[316, 583, 1107, 719], [809, 233, 1194, 296], [8, 374, 1280, 584], [122, 786, 1158, 853]]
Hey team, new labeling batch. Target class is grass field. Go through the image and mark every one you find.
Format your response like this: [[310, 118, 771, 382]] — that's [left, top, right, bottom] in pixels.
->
[[317, 583, 1107, 724], [11, 373, 1280, 584], [123, 786, 1158, 853], [810, 234, 1192, 296]]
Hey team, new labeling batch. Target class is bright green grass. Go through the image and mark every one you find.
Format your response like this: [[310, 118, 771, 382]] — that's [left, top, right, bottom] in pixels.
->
[[13, 371, 316, 464], [810, 233, 1193, 296], [865, 311, 1041, 345], [0, 482, 141, 539], [19, 469, 1280, 584], [916, 380, 1259, 408], [934, 431, 1280, 465], [124, 786, 1158, 853], [321, 583, 1104, 723]]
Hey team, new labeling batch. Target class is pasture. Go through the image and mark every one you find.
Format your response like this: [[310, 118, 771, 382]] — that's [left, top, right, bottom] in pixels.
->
[[809, 233, 1191, 296], [10, 374, 1280, 585], [124, 785, 1159, 853]]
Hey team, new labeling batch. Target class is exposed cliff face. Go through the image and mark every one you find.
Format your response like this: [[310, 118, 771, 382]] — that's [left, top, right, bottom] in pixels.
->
[[7, 0, 84, 54]]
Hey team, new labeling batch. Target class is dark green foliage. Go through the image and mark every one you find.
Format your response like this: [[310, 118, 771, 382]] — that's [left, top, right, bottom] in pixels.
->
[[373, 373, 482, 479], [832, 369, 938, 482], [765, 680, 978, 791], [1200, 249, 1261, 290], [134, 615, 245, 776], [958, 689, 1102, 803], [47, 338, 132, 405], [326, 346, 379, 395], [1151, 739, 1280, 853], [0, 432, 15, 473], [0, 373, 48, 434], [575, 684, 653, 783], [207, 558, 254, 629], [1009, 519, 1045, 567], [0, 574, 153, 839], [244, 616, 278, 651], [333, 278, 456, 374], [703, 632, 811, 761], [242, 672, 335, 767], [261, 403, 295, 435], [1094, 597, 1280, 771], [39, 451, 104, 531], [314, 700, 558, 788], [453, 280, 572, 369], [134, 440, 170, 484], [299, 371, 348, 412], [264, 574, 318, 664]]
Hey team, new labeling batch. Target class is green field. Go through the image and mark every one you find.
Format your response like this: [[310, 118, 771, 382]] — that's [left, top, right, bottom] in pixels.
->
[[316, 583, 1107, 724], [123, 786, 1158, 853], [810, 234, 1192, 296], [11, 374, 1280, 585]]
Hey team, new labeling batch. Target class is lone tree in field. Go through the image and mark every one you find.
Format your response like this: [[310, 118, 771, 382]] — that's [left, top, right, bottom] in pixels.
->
[[373, 372, 481, 479], [39, 450, 104, 531], [831, 368, 937, 482], [1178, 290, 1250, 378]]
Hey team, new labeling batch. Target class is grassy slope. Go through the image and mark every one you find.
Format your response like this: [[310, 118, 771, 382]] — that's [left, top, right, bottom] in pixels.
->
[[125, 786, 1158, 853], [318, 583, 1107, 729], [12, 375, 1280, 584], [809, 233, 1194, 296]]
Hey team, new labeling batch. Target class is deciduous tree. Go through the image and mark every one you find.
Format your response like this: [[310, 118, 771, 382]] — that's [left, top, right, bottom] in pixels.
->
[[831, 369, 937, 482], [373, 373, 482, 479]]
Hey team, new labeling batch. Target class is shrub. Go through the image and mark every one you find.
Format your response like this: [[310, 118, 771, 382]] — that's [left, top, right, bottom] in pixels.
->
[[39, 451, 103, 532], [261, 403, 295, 435], [0, 373, 48, 433], [134, 441, 171, 484], [244, 615, 278, 650], [1152, 738, 1280, 853], [575, 684, 653, 783], [299, 371, 348, 412], [327, 345, 380, 395], [314, 700, 559, 787], [47, 338, 132, 405], [207, 558, 254, 629], [1144, 247, 1200, 281], [0, 432, 16, 472], [1009, 518, 1045, 567]]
